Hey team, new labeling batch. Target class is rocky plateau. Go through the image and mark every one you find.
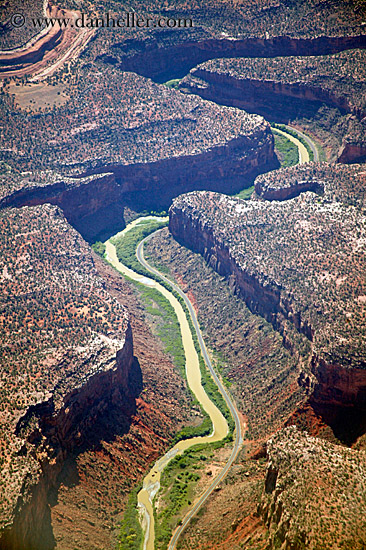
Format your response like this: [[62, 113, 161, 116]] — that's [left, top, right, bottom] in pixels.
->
[[169, 165, 366, 440], [0, 204, 135, 549]]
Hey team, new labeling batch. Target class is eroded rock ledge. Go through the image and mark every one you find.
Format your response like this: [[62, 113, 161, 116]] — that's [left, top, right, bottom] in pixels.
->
[[99, 29, 366, 82], [179, 50, 366, 163], [1, 67, 275, 238], [0, 171, 125, 242]]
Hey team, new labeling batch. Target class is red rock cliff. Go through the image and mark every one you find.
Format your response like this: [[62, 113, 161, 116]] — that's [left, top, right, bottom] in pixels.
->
[[0, 325, 136, 550]]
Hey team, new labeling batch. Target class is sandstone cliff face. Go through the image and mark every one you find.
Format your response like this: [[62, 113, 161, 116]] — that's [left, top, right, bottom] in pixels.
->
[[254, 177, 323, 201], [0, 205, 137, 550], [338, 142, 366, 163], [1, 327, 136, 550], [82, 127, 276, 211], [0, 172, 125, 242], [0, 66, 276, 237], [261, 427, 366, 550], [178, 51, 366, 164], [169, 200, 313, 341], [180, 68, 352, 120], [168, 189, 366, 423], [0, 124, 275, 240]]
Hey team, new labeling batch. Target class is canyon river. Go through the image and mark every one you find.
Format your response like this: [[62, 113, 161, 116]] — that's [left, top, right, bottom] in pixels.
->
[[105, 217, 242, 550]]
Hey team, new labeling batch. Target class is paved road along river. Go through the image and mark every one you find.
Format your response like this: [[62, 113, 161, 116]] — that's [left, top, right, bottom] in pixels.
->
[[105, 218, 243, 550]]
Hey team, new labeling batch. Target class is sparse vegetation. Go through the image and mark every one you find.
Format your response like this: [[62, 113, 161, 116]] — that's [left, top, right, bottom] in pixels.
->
[[145, 228, 305, 441], [118, 486, 143, 550], [235, 185, 255, 200], [169, 177, 366, 372], [164, 79, 181, 89], [262, 427, 366, 550], [0, 204, 129, 533]]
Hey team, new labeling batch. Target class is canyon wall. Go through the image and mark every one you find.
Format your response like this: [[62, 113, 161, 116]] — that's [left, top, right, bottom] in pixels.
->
[[180, 68, 356, 120], [254, 177, 324, 201], [169, 203, 313, 340], [338, 142, 366, 164], [178, 52, 366, 164], [0, 325, 137, 550], [83, 130, 276, 209], [0, 29, 62, 70], [0, 129, 275, 240], [102, 33, 366, 82], [261, 426, 366, 550], [0, 204, 139, 549], [168, 196, 366, 421], [0, 173, 126, 242]]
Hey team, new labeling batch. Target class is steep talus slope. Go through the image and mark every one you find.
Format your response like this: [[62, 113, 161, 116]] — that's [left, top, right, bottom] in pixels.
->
[[0, 205, 135, 549], [169, 164, 366, 440]]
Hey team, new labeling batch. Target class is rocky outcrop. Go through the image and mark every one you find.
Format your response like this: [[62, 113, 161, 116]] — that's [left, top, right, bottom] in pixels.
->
[[338, 142, 366, 163], [0, 172, 126, 242], [180, 67, 352, 120], [0, 205, 138, 549], [261, 426, 366, 549], [253, 163, 366, 208], [0, 66, 276, 235], [81, 129, 276, 211], [178, 51, 366, 164], [0, 5, 94, 80], [0, 126, 275, 239], [254, 176, 324, 202], [168, 187, 366, 430], [0, 26, 62, 70], [0, 327, 137, 550], [169, 197, 313, 342]]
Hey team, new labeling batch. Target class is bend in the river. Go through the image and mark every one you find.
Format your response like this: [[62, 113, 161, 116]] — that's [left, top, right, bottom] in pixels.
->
[[104, 218, 242, 550]]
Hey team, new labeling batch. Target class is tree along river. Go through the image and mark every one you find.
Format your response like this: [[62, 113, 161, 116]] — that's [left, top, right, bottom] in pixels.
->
[[272, 127, 310, 163], [104, 217, 242, 550]]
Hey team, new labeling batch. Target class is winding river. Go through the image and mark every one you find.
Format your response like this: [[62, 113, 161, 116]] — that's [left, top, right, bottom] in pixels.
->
[[105, 217, 242, 550], [103, 123, 318, 549], [272, 126, 310, 163]]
